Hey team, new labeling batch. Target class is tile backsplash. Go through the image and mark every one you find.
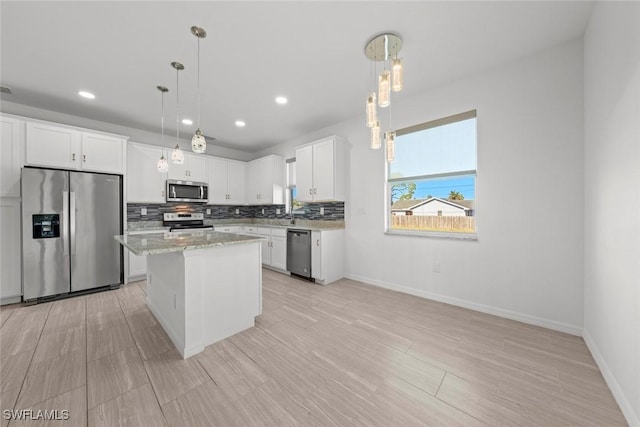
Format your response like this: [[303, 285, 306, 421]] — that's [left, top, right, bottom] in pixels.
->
[[127, 202, 345, 222]]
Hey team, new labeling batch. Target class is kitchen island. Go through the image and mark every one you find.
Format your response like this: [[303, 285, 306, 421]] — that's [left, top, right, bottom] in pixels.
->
[[114, 231, 264, 359]]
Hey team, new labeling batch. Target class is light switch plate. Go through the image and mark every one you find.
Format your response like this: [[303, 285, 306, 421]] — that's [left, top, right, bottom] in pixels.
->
[[141, 207, 147, 216], [206, 209, 211, 215], [320, 207, 325, 215], [276, 208, 281, 215], [235, 208, 240, 215], [262, 208, 265, 214]]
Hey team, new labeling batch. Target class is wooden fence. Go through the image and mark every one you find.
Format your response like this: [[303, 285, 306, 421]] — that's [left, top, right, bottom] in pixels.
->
[[390, 215, 476, 233]]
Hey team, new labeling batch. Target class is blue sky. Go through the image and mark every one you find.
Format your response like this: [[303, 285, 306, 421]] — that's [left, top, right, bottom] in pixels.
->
[[412, 175, 475, 200]]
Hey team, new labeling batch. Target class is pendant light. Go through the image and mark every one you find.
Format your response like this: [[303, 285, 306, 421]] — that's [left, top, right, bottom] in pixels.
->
[[386, 131, 395, 162], [156, 85, 169, 173], [190, 26, 207, 154], [392, 58, 403, 92], [366, 92, 377, 127], [370, 121, 381, 149], [364, 32, 403, 157], [378, 70, 390, 108], [171, 61, 185, 164]]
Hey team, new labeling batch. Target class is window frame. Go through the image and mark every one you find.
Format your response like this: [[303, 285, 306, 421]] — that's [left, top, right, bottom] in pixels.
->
[[384, 110, 478, 240]]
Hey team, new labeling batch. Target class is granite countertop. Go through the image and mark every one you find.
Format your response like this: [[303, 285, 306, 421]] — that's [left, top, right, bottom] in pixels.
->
[[114, 231, 265, 256], [127, 219, 345, 233]]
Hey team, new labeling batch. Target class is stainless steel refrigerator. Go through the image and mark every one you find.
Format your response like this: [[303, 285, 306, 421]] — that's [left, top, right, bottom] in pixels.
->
[[22, 167, 123, 301]]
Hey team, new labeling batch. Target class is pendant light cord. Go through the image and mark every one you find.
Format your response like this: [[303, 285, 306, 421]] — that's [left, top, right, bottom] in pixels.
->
[[197, 37, 201, 129], [176, 68, 180, 144]]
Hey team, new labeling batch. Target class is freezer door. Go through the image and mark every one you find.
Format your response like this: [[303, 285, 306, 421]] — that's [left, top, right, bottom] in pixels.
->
[[70, 172, 122, 292], [22, 168, 70, 300]]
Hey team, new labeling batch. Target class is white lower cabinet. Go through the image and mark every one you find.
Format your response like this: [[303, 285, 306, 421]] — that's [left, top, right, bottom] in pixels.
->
[[255, 226, 287, 270], [125, 229, 162, 281], [0, 198, 22, 303], [128, 252, 147, 280], [311, 229, 344, 285]]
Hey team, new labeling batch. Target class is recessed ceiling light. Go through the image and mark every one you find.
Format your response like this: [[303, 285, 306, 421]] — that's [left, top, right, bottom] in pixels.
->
[[235, 120, 246, 128], [182, 118, 193, 125], [78, 91, 95, 99], [275, 96, 288, 105]]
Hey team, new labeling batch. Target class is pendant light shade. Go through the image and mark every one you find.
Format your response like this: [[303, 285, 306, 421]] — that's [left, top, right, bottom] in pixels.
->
[[192, 129, 206, 154], [386, 131, 395, 162], [171, 144, 184, 164], [392, 58, 403, 92], [191, 26, 207, 154], [378, 70, 390, 108], [171, 61, 185, 164], [156, 85, 170, 173], [370, 121, 381, 149], [366, 92, 377, 127]]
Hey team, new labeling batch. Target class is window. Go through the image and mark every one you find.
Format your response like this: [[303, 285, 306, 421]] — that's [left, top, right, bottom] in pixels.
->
[[286, 159, 304, 214], [387, 110, 477, 237]]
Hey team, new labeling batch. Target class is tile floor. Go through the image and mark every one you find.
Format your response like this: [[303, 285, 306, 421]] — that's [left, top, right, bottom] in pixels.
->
[[0, 269, 628, 426]]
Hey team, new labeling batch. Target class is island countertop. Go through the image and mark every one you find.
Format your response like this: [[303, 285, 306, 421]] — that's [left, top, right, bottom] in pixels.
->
[[114, 231, 265, 256]]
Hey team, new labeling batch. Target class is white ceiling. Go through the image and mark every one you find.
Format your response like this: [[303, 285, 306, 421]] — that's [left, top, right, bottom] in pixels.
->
[[1, 1, 593, 154]]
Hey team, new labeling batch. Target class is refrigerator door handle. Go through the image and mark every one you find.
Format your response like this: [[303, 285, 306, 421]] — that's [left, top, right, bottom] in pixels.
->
[[70, 191, 77, 255], [62, 191, 70, 256]]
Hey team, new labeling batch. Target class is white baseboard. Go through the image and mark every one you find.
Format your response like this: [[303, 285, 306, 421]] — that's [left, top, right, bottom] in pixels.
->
[[345, 273, 583, 336], [583, 329, 640, 427]]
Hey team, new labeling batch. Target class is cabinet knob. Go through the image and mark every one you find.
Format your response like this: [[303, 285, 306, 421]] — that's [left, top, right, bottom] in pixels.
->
[[83, 154, 87, 162], [72, 153, 76, 161], [317, 240, 320, 246], [309, 188, 313, 195], [313, 188, 317, 195]]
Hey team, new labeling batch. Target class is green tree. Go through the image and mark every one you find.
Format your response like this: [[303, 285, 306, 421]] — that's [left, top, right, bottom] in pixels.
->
[[391, 183, 416, 203], [448, 190, 464, 200]]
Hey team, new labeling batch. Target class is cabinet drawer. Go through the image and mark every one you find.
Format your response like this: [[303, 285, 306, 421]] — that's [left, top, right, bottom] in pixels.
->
[[271, 228, 287, 238], [257, 227, 271, 236]]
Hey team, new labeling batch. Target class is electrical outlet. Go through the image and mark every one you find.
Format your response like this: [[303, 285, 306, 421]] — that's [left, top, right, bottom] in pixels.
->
[[235, 208, 240, 215], [262, 208, 265, 215], [433, 261, 441, 273], [206, 209, 211, 215], [320, 207, 325, 215], [276, 208, 281, 215], [141, 207, 147, 216]]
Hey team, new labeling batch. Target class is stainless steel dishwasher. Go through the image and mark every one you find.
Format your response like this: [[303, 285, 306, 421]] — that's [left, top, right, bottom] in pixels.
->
[[286, 229, 312, 279]]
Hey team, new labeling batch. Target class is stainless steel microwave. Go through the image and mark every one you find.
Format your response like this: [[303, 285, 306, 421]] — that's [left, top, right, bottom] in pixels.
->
[[166, 180, 208, 203]]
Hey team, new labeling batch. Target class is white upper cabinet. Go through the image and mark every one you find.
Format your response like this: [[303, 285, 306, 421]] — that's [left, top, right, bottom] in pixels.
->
[[246, 155, 284, 205], [0, 115, 22, 197], [207, 157, 245, 205], [127, 143, 167, 203], [168, 152, 207, 183], [295, 136, 345, 202], [81, 132, 124, 174], [26, 121, 81, 170], [25, 121, 126, 174]]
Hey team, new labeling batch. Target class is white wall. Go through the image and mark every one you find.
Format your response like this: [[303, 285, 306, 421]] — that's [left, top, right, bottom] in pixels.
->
[[260, 38, 586, 334], [583, 2, 640, 426]]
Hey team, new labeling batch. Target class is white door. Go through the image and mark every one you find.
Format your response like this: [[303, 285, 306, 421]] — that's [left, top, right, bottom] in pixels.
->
[[226, 161, 246, 205], [246, 160, 260, 204], [128, 251, 147, 278], [0, 116, 22, 197], [311, 231, 322, 281], [270, 235, 287, 270], [127, 144, 167, 203], [187, 155, 208, 183], [295, 145, 314, 202], [167, 155, 189, 180], [81, 132, 124, 174], [259, 157, 273, 204], [312, 139, 335, 201], [25, 122, 81, 169], [0, 199, 22, 300], [207, 157, 228, 204]]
